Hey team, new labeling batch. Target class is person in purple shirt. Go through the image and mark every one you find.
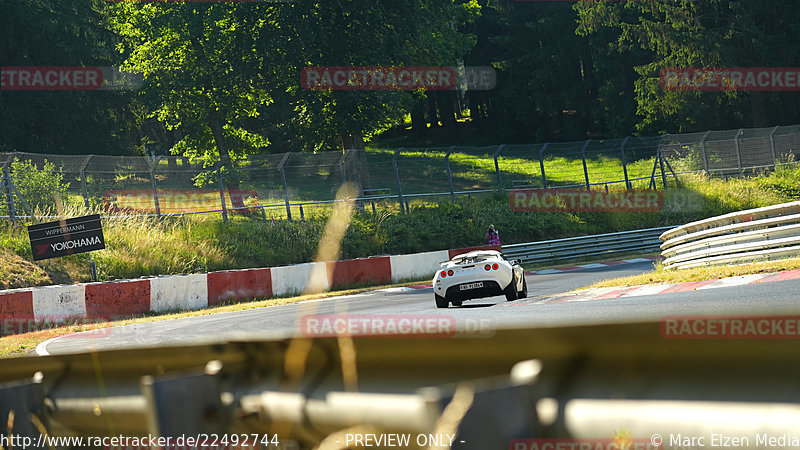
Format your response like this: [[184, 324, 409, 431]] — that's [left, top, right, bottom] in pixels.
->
[[486, 224, 501, 245]]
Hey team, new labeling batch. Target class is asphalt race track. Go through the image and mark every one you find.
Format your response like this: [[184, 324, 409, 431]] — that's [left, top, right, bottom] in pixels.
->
[[38, 261, 800, 355]]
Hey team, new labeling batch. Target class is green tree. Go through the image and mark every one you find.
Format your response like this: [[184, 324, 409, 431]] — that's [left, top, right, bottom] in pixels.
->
[[575, 0, 800, 134], [107, 0, 478, 154], [487, 1, 602, 141], [0, 0, 141, 155]]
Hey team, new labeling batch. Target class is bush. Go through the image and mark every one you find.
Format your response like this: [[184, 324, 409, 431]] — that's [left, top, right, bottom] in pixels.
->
[[0, 159, 70, 215]]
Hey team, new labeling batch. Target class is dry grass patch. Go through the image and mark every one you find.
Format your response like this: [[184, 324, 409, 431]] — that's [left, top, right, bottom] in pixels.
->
[[0, 248, 51, 288], [587, 257, 800, 289]]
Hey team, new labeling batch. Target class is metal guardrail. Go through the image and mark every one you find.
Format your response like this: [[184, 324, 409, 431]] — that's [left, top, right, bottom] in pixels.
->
[[502, 227, 672, 265], [660, 201, 800, 270]]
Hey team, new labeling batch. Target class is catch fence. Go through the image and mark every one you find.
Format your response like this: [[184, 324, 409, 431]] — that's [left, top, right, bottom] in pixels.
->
[[0, 125, 798, 222]]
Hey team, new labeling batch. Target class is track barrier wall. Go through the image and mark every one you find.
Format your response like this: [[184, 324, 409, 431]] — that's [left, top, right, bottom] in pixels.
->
[[0, 245, 498, 335]]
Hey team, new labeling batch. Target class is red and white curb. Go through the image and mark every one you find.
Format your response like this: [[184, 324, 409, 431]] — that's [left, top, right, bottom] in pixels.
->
[[1, 244, 500, 334], [526, 256, 659, 275], [544, 268, 800, 304]]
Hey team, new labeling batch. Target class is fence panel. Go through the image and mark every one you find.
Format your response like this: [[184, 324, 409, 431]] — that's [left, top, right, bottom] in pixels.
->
[[738, 127, 776, 169], [497, 144, 544, 189], [1, 124, 799, 220], [583, 139, 628, 188], [360, 149, 398, 194], [540, 142, 589, 188], [447, 145, 500, 194], [393, 147, 452, 196], [773, 125, 800, 163], [703, 129, 742, 173], [85, 155, 156, 213], [624, 136, 661, 188]]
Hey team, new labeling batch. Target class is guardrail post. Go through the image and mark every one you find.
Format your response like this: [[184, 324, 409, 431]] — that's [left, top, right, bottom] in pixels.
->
[[700, 131, 711, 172], [445, 147, 455, 202], [79, 155, 92, 208], [392, 149, 406, 213], [538, 143, 549, 188], [620, 137, 631, 189], [735, 129, 744, 174], [278, 152, 292, 221], [769, 126, 779, 167], [217, 167, 228, 223], [493, 144, 505, 188], [581, 140, 591, 190]]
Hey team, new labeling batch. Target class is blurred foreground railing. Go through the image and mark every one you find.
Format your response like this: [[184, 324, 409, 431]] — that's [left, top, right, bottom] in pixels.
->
[[2, 323, 800, 449]]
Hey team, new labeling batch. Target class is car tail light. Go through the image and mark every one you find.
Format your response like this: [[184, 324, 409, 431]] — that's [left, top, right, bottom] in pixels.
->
[[492, 263, 499, 270], [484, 264, 491, 271], [440, 271, 447, 278], [447, 270, 454, 276]]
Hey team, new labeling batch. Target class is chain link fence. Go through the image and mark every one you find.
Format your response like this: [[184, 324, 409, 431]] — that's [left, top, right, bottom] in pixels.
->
[[1, 125, 798, 222]]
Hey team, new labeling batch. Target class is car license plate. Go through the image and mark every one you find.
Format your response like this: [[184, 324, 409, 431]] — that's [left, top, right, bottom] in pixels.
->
[[460, 282, 483, 291]]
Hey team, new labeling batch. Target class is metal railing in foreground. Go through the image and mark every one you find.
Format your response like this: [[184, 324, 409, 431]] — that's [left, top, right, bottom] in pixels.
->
[[1, 323, 799, 449], [660, 201, 800, 270], [502, 227, 671, 265]]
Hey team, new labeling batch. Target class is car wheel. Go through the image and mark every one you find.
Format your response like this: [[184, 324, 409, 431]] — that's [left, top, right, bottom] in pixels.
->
[[451, 300, 463, 307], [504, 276, 518, 301], [435, 294, 449, 308], [518, 277, 528, 299]]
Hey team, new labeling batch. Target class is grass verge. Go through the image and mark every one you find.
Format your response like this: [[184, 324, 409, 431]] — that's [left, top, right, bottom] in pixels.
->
[[586, 257, 800, 289]]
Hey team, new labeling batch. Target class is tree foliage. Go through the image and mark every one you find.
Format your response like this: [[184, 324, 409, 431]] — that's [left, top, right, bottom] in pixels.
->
[[0, 0, 140, 154], [574, 0, 800, 133], [3, 0, 800, 157]]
